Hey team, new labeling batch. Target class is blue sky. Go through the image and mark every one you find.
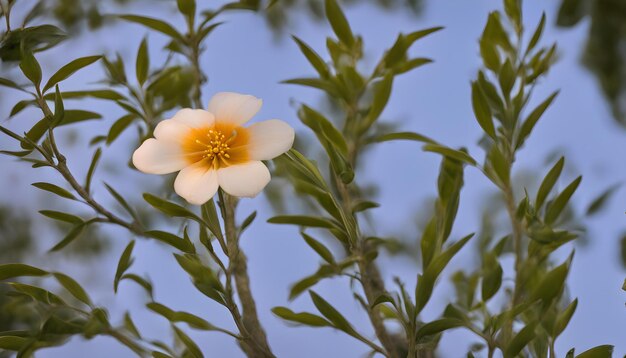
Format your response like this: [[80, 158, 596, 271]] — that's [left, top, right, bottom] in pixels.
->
[[1, 0, 624, 357]]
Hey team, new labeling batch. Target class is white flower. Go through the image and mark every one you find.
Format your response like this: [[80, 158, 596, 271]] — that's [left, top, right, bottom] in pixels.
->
[[132, 92, 295, 205]]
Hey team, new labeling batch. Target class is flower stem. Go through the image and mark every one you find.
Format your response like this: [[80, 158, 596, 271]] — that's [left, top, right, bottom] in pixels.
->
[[219, 191, 274, 358]]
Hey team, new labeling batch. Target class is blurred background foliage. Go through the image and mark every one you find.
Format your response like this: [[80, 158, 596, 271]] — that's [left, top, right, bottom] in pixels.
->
[[0, 0, 625, 356]]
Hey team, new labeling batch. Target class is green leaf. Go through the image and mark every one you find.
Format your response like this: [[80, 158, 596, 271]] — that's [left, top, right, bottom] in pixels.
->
[[504, 0, 522, 32], [201, 199, 223, 241], [143, 193, 200, 221], [120, 274, 153, 297], [52, 85, 65, 126], [107, 114, 136, 144], [0, 77, 28, 92], [471, 81, 496, 139], [517, 91, 559, 149], [268, 215, 339, 229], [575, 345, 614, 358], [85, 148, 102, 193], [283, 78, 338, 96], [374, 131, 437, 144], [39, 210, 83, 224], [50, 223, 86, 251], [481, 254, 503, 301], [120, 15, 184, 41], [415, 318, 464, 339], [363, 74, 393, 131], [309, 290, 356, 335], [586, 184, 620, 216], [53, 272, 92, 306], [9, 283, 64, 305], [0, 336, 28, 351], [302, 233, 335, 264], [527, 13, 546, 54], [177, 0, 196, 19], [172, 326, 203, 358], [105, 183, 139, 222], [22, 110, 102, 149], [535, 157, 565, 209], [351, 200, 379, 213], [32, 182, 76, 200], [554, 298, 578, 338], [292, 36, 329, 78], [544, 176, 582, 224], [530, 261, 568, 303], [148, 302, 215, 331], [19, 51, 42, 87], [298, 105, 347, 154], [114, 241, 135, 293], [271, 307, 331, 327], [43, 56, 102, 93], [324, 0, 354, 47], [0, 263, 47, 280], [146, 230, 195, 253], [423, 144, 477, 166], [124, 312, 142, 339], [504, 323, 537, 358], [136, 37, 149, 86]]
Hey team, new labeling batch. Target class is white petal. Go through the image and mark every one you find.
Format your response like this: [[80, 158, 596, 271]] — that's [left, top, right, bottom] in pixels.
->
[[246, 119, 295, 160], [217, 161, 270, 198], [153, 119, 191, 144], [132, 138, 187, 174], [207, 92, 262, 125], [174, 162, 219, 205], [172, 108, 214, 128]]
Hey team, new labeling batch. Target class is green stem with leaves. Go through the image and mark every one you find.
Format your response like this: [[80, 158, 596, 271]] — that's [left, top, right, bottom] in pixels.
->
[[219, 191, 275, 358]]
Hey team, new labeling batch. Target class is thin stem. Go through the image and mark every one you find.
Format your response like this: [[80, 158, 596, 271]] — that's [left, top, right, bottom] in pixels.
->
[[219, 190, 275, 358], [189, 44, 204, 109], [35, 94, 143, 236]]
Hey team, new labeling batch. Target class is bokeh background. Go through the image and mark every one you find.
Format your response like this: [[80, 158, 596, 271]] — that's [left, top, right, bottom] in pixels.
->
[[1, 0, 625, 357]]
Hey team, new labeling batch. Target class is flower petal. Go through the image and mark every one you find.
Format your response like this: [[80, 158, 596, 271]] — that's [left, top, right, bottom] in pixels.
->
[[132, 138, 187, 174], [208, 92, 262, 125], [217, 161, 270, 198], [246, 119, 295, 160], [172, 108, 214, 128], [153, 119, 191, 144], [174, 162, 219, 205]]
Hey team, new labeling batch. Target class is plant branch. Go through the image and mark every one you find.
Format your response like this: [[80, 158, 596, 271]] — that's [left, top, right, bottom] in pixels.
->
[[219, 190, 275, 358]]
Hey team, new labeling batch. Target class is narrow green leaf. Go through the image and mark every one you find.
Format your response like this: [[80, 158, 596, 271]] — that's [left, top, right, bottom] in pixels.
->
[[324, 0, 354, 47], [39, 210, 83, 224], [85, 148, 102, 193], [374, 131, 437, 144], [50, 224, 86, 251], [146, 230, 195, 253], [136, 37, 149, 86], [309, 290, 355, 334], [143, 193, 200, 221], [0, 77, 28, 92], [271, 307, 331, 327], [586, 184, 620, 216], [517, 91, 559, 149], [292, 36, 329, 78], [172, 326, 203, 358], [504, 323, 537, 358], [544, 176, 582, 224], [535, 157, 565, 209], [114, 241, 136, 293], [527, 13, 546, 54], [43, 56, 102, 93], [177, 0, 196, 19], [268, 215, 338, 229], [0, 263, 47, 280], [364, 74, 393, 130], [302, 232, 335, 264], [105, 183, 139, 222], [107, 114, 136, 144], [554, 298, 578, 338], [53, 272, 92, 306], [416, 319, 464, 339], [32, 182, 76, 200], [471, 81, 496, 139], [531, 262, 568, 303], [19, 51, 42, 87], [423, 144, 477, 166], [0, 336, 27, 351], [120, 15, 184, 41], [575, 345, 614, 358]]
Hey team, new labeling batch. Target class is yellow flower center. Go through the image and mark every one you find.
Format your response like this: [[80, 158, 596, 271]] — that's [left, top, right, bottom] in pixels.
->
[[182, 123, 250, 169]]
